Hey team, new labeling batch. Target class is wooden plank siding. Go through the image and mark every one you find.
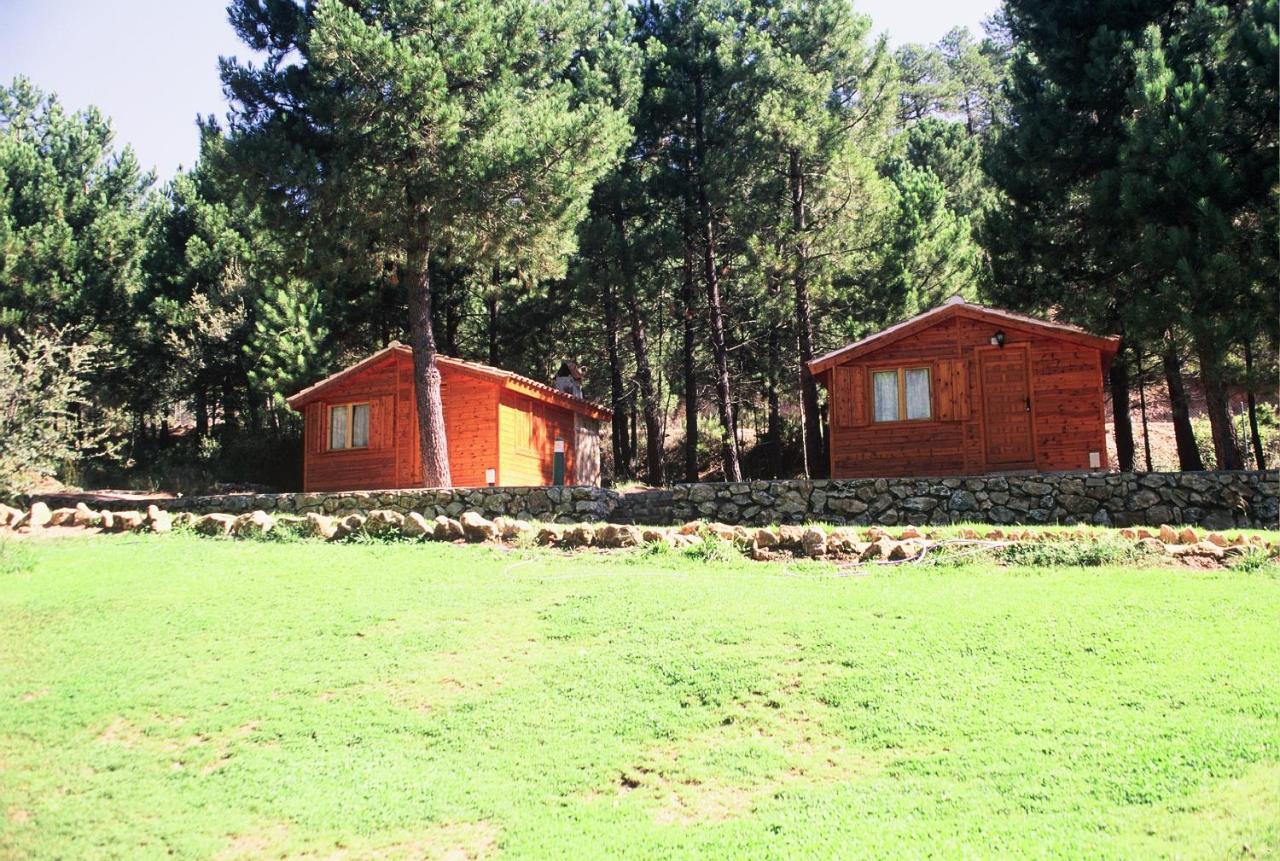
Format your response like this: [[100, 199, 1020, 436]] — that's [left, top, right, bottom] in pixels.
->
[[821, 314, 1111, 479], [297, 349, 604, 492], [498, 390, 577, 486]]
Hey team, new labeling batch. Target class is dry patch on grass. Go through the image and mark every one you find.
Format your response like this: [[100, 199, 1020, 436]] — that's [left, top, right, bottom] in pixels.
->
[[214, 820, 498, 861], [371, 613, 557, 714], [94, 714, 263, 774], [1135, 762, 1280, 859], [592, 693, 883, 825]]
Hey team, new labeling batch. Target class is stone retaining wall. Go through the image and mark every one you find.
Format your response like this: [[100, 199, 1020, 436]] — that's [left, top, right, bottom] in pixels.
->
[[41, 485, 618, 523], [33, 470, 1279, 530], [666, 470, 1278, 530]]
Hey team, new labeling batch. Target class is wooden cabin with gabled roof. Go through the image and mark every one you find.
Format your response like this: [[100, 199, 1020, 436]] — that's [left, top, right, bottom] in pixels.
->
[[286, 344, 612, 492], [807, 297, 1120, 479]]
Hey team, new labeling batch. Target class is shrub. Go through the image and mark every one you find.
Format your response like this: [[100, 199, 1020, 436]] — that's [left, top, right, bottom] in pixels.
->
[[681, 536, 742, 563], [998, 537, 1155, 568], [1228, 548, 1279, 575], [0, 330, 117, 495]]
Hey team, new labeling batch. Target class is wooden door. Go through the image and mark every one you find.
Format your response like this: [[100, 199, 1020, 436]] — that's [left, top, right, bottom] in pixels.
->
[[979, 345, 1035, 466], [574, 416, 601, 486]]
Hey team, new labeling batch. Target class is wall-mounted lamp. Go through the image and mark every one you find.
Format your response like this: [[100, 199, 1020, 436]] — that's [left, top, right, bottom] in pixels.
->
[[990, 330, 1006, 348]]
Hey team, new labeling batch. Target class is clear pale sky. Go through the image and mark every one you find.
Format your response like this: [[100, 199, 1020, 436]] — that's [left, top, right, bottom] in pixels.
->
[[0, 0, 998, 181]]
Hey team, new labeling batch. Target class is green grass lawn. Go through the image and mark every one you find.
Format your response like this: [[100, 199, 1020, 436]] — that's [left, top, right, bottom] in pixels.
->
[[2, 535, 1278, 860]]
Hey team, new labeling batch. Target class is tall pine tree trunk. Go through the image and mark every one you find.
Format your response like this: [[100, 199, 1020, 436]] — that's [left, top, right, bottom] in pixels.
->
[[693, 72, 741, 481], [603, 280, 631, 479], [765, 271, 784, 479], [1244, 341, 1266, 470], [195, 387, 209, 438], [614, 212, 665, 485], [1195, 335, 1243, 470], [789, 149, 824, 478], [486, 291, 500, 367], [681, 240, 699, 483], [1161, 337, 1204, 471], [1135, 348, 1153, 472], [404, 243, 452, 488], [1109, 344, 1136, 472]]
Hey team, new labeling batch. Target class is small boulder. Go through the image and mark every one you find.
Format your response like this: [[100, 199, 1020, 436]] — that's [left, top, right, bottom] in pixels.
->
[[148, 509, 173, 534], [677, 521, 703, 536], [402, 512, 433, 538], [145, 504, 173, 534], [706, 523, 738, 542], [777, 525, 806, 549], [1205, 532, 1228, 548], [861, 540, 889, 561], [22, 502, 52, 530], [72, 502, 98, 528], [110, 511, 144, 532], [899, 526, 923, 540], [1158, 525, 1178, 544], [594, 523, 625, 548], [364, 509, 406, 536], [302, 512, 337, 540], [234, 510, 275, 538], [562, 524, 596, 548], [595, 523, 642, 548], [1177, 527, 1199, 546], [459, 511, 497, 542], [433, 515, 465, 542], [801, 527, 827, 557], [48, 507, 77, 526], [888, 541, 918, 562], [488, 518, 530, 541], [535, 525, 564, 546], [751, 528, 778, 549], [641, 527, 671, 545], [672, 533, 703, 549], [0, 503, 21, 526], [333, 514, 367, 541], [1136, 537, 1166, 554], [826, 528, 860, 555], [99, 510, 116, 531]]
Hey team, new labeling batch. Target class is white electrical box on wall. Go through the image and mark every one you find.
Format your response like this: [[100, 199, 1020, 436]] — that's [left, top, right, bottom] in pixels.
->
[[1089, 451, 1101, 469]]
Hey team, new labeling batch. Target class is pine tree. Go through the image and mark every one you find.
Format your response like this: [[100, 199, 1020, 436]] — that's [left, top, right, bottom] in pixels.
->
[[222, 0, 631, 486]]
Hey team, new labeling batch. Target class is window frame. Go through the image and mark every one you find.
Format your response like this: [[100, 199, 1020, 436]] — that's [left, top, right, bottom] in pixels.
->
[[870, 365, 933, 424], [327, 402, 371, 451]]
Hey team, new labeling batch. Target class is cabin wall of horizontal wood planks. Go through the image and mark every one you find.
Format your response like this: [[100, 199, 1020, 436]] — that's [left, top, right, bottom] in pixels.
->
[[823, 315, 1109, 479]]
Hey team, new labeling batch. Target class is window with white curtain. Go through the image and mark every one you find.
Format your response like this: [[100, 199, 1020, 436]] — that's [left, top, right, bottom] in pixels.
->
[[872, 371, 899, 422], [329, 403, 370, 450], [872, 367, 931, 422], [905, 368, 931, 419]]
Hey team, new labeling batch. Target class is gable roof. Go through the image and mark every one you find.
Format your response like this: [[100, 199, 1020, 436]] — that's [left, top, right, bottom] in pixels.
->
[[806, 296, 1121, 376], [286, 343, 612, 420]]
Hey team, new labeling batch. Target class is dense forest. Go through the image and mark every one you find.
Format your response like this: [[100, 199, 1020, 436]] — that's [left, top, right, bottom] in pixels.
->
[[0, 0, 1276, 493]]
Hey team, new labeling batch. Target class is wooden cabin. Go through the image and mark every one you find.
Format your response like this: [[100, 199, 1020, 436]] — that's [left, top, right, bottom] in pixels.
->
[[808, 297, 1120, 478], [286, 344, 612, 492]]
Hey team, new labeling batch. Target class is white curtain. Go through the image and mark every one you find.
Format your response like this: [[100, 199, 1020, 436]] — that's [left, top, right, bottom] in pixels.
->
[[905, 368, 931, 420], [329, 406, 349, 449], [351, 404, 370, 448], [873, 371, 899, 422]]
